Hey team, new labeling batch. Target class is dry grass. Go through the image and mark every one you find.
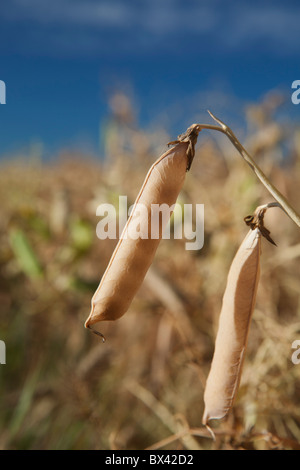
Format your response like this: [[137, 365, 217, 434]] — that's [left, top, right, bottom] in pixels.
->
[[0, 96, 299, 450]]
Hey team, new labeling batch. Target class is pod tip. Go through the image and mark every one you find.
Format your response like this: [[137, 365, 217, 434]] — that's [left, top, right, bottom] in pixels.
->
[[204, 422, 216, 441], [85, 324, 106, 343]]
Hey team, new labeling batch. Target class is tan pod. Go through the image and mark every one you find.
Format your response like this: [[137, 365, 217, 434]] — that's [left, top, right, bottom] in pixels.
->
[[203, 228, 261, 425], [85, 142, 189, 328]]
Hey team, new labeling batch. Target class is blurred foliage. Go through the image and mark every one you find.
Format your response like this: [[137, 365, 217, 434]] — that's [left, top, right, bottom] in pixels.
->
[[0, 93, 300, 450]]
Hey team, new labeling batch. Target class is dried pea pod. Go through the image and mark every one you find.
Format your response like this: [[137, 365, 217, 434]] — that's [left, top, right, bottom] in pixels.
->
[[85, 126, 200, 332], [203, 227, 261, 425]]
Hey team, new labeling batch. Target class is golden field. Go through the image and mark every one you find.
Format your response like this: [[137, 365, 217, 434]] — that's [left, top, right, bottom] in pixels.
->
[[0, 94, 300, 450]]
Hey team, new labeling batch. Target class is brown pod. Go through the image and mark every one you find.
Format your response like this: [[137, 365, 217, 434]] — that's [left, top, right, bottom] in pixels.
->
[[203, 228, 261, 425], [85, 142, 189, 328]]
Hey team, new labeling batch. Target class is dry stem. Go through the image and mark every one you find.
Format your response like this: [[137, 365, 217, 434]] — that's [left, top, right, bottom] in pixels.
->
[[193, 112, 300, 228]]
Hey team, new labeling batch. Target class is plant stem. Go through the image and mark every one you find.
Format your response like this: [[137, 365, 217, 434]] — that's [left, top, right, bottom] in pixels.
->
[[194, 112, 300, 229]]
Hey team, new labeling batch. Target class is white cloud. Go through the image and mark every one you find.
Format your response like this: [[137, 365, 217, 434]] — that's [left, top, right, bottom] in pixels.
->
[[225, 5, 300, 51], [0, 0, 299, 57], [1, 0, 132, 26]]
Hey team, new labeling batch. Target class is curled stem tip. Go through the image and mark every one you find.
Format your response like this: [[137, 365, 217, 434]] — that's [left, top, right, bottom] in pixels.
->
[[244, 202, 283, 246], [86, 325, 106, 343], [204, 423, 216, 441]]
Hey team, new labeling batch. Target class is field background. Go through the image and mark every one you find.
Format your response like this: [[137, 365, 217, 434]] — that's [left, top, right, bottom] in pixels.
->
[[0, 92, 300, 450]]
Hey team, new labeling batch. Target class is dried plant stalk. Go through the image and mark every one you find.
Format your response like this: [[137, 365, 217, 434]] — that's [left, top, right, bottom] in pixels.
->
[[203, 227, 261, 426], [201, 111, 300, 229], [85, 133, 200, 330], [183, 113, 300, 228]]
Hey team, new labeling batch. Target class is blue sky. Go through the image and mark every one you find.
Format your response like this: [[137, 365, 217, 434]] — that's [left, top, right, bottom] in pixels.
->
[[0, 0, 300, 157]]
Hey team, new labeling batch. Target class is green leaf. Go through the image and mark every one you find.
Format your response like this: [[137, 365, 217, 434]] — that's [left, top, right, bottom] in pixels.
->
[[9, 228, 43, 279], [70, 218, 93, 252]]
